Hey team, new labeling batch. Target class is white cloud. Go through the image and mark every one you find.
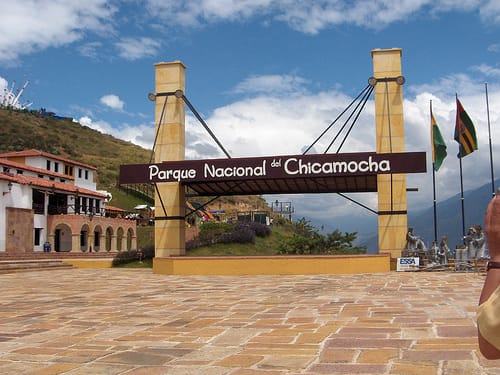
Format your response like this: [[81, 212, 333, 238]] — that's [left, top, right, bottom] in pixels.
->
[[115, 37, 160, 60], [78, 41, 103, 59], [145, 0, 500, 34], [100, 94, 124, 111], [472, 64, 500, 77], [232, 74, 309, 95], [0, 0, 115, 63], [488, 43, 500, 53], [77, 116, 154, 149], [145, 0, 272, 26], [179, 72, 500, 225], [1, 1, 498, 64], [480, 0, 500, 24]]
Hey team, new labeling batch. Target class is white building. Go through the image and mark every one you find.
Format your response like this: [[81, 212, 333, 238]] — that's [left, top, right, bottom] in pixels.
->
[[0, 150, 136, 253]]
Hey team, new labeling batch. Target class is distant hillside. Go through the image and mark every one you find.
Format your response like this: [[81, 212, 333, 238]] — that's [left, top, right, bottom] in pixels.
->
[[0, 107, 269, 212], [0, 108, 150, 188]]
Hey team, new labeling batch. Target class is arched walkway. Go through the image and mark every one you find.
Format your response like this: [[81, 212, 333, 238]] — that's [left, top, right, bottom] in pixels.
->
[[47, 216, 136, 253]]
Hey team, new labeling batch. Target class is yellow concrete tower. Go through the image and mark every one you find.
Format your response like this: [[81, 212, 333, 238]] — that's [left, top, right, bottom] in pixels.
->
[[371, 48, 408, 260], [152, 61, 187, 261]]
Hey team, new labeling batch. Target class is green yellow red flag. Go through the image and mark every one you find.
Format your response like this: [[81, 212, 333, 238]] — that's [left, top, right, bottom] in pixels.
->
[[454, 98, 477, 158], [431, 110, 447, 171]]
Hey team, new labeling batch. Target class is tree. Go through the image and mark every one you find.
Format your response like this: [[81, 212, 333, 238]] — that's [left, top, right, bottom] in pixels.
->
[[278, 218, 366, 255]]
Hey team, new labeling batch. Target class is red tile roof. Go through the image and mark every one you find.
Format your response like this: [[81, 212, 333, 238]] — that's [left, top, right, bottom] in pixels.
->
[[0, 149, 97, 170], [0, 157, 74, 181], [105, 205, 126, 212], [0, 172, 106, 198]]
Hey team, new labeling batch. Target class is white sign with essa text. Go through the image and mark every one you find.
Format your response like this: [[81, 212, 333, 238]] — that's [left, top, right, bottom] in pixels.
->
[[397, 257, 420, 272]]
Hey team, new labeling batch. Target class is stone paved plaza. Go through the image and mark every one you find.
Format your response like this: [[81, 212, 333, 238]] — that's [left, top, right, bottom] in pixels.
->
[[0, 268, 499, 374]]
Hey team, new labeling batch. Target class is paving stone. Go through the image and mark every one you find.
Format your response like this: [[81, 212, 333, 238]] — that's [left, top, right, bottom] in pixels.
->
[[0, 268, 498, 374], [214, 354, 264, 367]]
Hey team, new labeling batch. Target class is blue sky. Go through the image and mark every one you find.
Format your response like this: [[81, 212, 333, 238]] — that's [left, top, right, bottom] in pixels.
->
[[1, 1, 500, 237]]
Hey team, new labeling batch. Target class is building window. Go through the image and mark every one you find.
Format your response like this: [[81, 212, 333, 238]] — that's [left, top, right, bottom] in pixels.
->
[[54, 162, 59, 173], [16, 169, 23, 174], [34, 228, 42, 246], [85, 170, 89, 180], [82, 197, 87, 214], [78, 168, 82, 178], [32, 190, 45, 214], [64, 165, 73, 176], [75, 196, 80, 214], [46, 160, 51, 170]]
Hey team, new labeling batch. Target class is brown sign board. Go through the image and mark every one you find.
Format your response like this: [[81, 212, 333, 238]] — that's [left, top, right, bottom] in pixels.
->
[[120, 152, 426, 189]]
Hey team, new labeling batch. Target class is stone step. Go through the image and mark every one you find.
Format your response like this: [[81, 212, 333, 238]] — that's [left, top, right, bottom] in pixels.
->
[[0, 260, 74, 274]]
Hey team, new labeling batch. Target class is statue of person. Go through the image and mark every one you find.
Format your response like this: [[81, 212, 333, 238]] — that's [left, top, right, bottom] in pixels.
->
[[474, 224, 487, 259], [464, 226, 477, 261], [405, 227, 418, 250], [429, 241, 439, 264], [437, 235, 450, 264]]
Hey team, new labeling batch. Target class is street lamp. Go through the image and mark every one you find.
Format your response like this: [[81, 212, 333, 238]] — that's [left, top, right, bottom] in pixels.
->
[[3, 181, 12, 196]]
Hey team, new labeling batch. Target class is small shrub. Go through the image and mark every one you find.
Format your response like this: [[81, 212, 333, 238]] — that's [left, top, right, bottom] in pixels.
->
[[112, 249, 139, 266], [140, 244, 155, 259], [240, 222, 271, 238], [219, 226, 255, 244]]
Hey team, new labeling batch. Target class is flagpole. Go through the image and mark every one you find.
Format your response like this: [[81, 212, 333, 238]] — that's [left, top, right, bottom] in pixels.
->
[[485, 82, 495, 196], [456, 94, 466, 243], [459, 156, 466, 241], [430, 100, 438, 244], [455, 94, 477, 244], [432, 163, 438, 244]]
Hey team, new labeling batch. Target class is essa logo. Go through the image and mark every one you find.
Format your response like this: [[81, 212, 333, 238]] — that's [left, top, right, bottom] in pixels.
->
[[399, 258, 416, 265]]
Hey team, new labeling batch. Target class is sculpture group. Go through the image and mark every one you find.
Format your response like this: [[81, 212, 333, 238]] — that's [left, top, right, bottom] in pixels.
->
[[402, 226, 489, 269]]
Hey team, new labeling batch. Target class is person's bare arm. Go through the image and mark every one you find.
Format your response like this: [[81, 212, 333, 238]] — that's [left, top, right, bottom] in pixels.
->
[[478, 267, 500, 359], [478, 193, 500, 359]]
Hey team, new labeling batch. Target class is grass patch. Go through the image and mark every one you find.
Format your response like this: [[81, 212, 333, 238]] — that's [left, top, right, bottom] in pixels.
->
[[115, 259, 153, 268]]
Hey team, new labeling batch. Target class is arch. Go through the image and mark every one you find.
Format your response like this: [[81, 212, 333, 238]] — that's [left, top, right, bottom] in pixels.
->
[[93, 224, 103, 252], [126, 227, 134, 251], [53, 223, 72, 252], [80, 223, 91, 252], [116, 227, 124, 252], [105, 226, 114, 252]]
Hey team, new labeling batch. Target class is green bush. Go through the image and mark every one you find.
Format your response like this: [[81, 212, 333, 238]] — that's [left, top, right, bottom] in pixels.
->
[[278, 218, 366, 255], [112, 250, 140, 266], [141, 244, 155, 259]]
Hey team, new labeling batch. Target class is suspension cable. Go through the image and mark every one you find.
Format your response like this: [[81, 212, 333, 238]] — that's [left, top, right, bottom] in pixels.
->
[[303, 84, 372, 155], [324, 85, 374, 154], [181, 94, 232, 159], [334, 85, 374, 153], [149, 92, 172, 164]]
